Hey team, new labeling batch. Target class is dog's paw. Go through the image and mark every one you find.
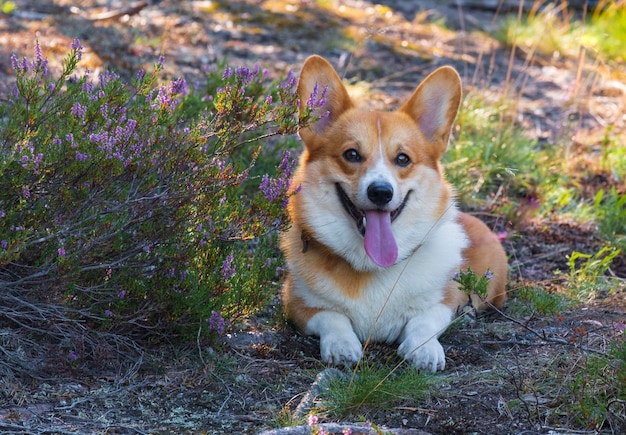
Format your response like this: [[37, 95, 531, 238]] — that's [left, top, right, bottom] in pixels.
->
[[320, 331, 363, 367], [398, 336, 446, 372]]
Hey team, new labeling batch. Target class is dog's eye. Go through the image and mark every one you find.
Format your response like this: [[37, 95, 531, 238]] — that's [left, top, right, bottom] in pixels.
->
[[343, 148, 362, 163], [395, 153, 411, 167]]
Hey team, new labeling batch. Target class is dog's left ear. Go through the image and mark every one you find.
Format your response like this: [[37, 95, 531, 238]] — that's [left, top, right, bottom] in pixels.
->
[[297, 55, 354, 143], [399, 66, 462, 153]]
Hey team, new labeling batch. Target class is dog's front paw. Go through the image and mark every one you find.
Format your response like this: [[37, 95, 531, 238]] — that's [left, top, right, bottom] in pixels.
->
[[398, 336, 446, 372], [320, 331, 363, 367]]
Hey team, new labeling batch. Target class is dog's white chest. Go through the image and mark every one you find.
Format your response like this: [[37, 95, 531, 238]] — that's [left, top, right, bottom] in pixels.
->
[[341, 244, 461, 342]]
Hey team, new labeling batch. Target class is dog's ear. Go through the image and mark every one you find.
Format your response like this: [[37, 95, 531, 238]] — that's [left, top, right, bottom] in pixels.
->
[[399, 66, 462, 153], [297, 55, 354, 142]]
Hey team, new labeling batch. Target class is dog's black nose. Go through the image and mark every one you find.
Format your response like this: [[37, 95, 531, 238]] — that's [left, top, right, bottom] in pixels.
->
[[367, 182, 393, 207]]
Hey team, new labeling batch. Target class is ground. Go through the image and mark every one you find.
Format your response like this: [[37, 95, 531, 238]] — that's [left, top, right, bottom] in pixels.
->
[[1, 0, 625, 434]]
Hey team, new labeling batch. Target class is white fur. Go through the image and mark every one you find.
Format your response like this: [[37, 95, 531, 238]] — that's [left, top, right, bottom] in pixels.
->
[[306, 311, 363, 365], [292, 203, 468, 371], [398, 304, 454, 371]]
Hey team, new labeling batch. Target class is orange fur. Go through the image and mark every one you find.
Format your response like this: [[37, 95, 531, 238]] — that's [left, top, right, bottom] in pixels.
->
[[442, 213, 508, 311]]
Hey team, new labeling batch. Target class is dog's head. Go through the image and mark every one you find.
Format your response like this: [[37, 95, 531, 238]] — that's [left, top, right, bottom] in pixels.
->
[[293, 55, 462, 269]]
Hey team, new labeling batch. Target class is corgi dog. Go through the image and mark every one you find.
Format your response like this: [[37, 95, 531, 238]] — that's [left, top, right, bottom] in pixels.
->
[[280, 55, 507, 372]]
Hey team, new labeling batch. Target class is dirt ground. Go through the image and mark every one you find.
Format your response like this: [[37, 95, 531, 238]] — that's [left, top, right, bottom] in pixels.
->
[[1, 0, 626, 434]]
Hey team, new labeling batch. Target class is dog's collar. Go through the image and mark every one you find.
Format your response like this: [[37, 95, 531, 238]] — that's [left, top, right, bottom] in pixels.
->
[[301, 230, 313, 253]]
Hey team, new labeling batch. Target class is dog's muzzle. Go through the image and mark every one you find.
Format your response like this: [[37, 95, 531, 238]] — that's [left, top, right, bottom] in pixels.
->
[[335, 183, 409, 235]]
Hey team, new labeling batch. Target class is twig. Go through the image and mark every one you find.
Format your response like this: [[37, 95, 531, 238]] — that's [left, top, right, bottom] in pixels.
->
[[485, 300, 608, 356], [106, 427, 148, 435], [210, 371, 233, 416], [197, 321, 206, 366], [55, 398, 94, 411], [540, 426, 598, 434], [70, 2, 148, 21]]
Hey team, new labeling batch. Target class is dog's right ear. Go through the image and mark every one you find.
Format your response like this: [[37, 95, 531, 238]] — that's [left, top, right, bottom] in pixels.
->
[[297, 55, 354, 142]]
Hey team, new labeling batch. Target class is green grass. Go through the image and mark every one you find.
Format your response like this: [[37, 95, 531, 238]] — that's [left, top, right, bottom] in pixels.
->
[[446, 91, 595, 224], [567, 245, 622, 301], [568, 340, 626, 429], [445, 92, 541, 209], [448, 91, 624, 232], [594, 187, 626, 252], [599, 128, 626, 180], [318, 360, 431, 418], [496, 1, 626, 62], [510, 285, 572, 316]]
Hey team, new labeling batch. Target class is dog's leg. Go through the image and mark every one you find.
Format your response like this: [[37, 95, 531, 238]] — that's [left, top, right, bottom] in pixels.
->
[[306, 311, 363, 366], [397, 303, 453, 372]]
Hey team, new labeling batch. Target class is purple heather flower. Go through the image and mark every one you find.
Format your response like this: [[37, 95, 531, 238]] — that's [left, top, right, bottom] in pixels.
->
[[82, 79, 94, 94], [118, 290, 126, 299], [71, 38, 84, 60], [105, 309, 114, 318], [484, 270, 494, 281], [234, 66, 256, 85], [222, 66, 233, 80], [260, 150, 296, 203], [68, 350, 78, 361], [75, 151, 90, 161], [67, 133, 79, 149], [278, 150, 297, 175], [34, 42, 49, 75], [34, 153, 43, 170], [10, 53, 19, 72], [279, 69, 297, 90], [34, 42, 43, 61], [170, 77, 188, 95], [20, 57, 29, 73], [208, 311, 225, 335], [221, 255, 236, 280], [1, 240, 7, 249], [306, 83, 329, 113], [259, 174, 275, 201], [155, 85, 176, 111], [71, 102, 87, 119], [57, 248, 66, 257]]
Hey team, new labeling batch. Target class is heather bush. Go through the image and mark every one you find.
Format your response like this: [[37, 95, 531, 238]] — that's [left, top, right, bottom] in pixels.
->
[[0, 41, 313, 372]]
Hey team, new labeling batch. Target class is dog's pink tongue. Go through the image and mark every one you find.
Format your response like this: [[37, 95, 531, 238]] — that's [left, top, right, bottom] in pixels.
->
[[364, 210, 398, 268]]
